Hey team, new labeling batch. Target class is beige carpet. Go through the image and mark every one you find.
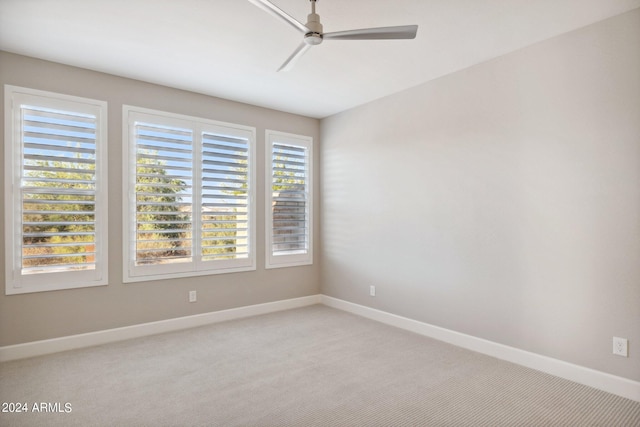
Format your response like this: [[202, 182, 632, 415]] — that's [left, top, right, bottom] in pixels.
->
[[1, 305, 638, 426]]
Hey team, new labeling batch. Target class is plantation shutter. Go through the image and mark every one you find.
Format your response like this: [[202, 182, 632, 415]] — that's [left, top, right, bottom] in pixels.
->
[[20, 105, 99, 274], [201, 132, 250, 261], [133, 122, 193, 266], [124, 107, 256, 281], [265, 130, 312, 269], [6, 87, 107, 295], [270, 141, 310, 257]]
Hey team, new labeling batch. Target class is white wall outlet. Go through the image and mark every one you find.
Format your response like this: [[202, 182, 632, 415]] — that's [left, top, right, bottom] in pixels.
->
[[189, 290, 197, 303], [612, 337, 628, 357], [369, 285, 376, 297]]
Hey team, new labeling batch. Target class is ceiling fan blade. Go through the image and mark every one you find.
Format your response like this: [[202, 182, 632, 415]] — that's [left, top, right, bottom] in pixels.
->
[[323, 25, 418, 40], [247, 0, 309, 34], [278, 42, 313, 72]]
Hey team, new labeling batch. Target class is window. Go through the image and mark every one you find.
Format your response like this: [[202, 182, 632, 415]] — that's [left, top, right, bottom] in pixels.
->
[[265, 130, 313, 268], [123, 107, 256, 282], [4, 86, 108, 294]]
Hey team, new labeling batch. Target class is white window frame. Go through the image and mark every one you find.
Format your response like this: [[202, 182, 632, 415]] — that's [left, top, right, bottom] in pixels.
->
[[123, 106, 256, 282], [4, 85, 108, 295], [265, 130, 313, 269]]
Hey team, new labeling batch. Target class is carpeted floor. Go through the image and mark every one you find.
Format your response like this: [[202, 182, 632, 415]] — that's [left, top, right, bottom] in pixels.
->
[[1, 305, 639, 426]]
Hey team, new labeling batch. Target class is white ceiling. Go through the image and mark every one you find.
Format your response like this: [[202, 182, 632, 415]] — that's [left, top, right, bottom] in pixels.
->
[[1, 0, 639, 118]]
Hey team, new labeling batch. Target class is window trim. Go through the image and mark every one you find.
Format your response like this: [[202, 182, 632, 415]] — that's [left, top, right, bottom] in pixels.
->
[[4, 85, 108, 295], [122, 106, 256, 283], [265, 130, 313, 269]]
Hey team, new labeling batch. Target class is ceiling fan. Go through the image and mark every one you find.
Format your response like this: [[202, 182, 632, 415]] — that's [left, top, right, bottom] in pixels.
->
[[248, 0, 418, 71]]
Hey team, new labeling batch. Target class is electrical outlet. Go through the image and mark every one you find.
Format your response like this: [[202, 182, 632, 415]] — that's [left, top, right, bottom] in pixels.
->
[[369, 285, 376, 297], [613, 337, 628, 357], [189, 290, 197, 303]]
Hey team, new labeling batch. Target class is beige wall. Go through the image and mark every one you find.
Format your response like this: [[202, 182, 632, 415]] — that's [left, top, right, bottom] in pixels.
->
[[321, 9, 640, 381], [0, 52, 321, 346], [1, 9, 639, 383]]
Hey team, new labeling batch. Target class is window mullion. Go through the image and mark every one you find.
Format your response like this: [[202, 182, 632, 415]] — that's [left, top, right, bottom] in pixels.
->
[[193, 123, 203, 269]]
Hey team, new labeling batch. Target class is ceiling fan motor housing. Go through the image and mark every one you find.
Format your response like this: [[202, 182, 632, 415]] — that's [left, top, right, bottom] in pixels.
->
[[304, 17, 323, 44], [304, 0, 323, 45]]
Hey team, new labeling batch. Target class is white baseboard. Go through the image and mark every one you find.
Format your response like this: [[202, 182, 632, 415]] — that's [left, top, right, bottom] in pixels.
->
[[0, 294, 322, 363], [2, 293, 637, 402], [321, 295, 640, 403]]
